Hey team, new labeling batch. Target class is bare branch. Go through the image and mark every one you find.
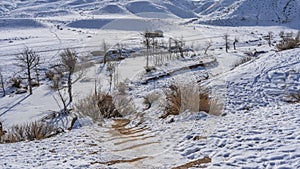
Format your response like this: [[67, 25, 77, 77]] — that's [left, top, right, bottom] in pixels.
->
[[15, 47, 40, 94]]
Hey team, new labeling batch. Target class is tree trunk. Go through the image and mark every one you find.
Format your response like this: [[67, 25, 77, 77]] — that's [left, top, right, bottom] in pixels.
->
[[27, 57, 33, 95], [58, 88, 67, 112], [68, 72, 72, 103], [68, 116, 78, 130], [233, 41, 236, 50]]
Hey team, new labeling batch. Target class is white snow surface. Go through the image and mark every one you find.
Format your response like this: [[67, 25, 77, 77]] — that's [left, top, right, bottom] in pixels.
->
[[0, 0, 300, 168]]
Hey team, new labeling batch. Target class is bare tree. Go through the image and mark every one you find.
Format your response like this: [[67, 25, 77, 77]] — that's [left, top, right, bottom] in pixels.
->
[[102, 40, 108, 64], [233, 38, 238, 50], [175, 37, 185, 58], [15, 47, 40, 95], [168, 37, 172, 60], [0, 69, 5, 97], [204, 41, 212, 55], [143, 33, 151, 69], [106, 62, 116, 93], [224, 34, 229, 53], [60, 49, 77, 103], [52, 75, 68, 112], [267, 32, 273, 47]]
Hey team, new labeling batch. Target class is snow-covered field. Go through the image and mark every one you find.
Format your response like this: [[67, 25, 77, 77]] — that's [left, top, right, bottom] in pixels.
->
[[1, 0, 300, 168]]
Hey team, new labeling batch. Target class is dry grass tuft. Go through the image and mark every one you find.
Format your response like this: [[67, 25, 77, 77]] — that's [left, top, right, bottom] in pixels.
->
[[276, 38, 299, 51], [161, 84, 223, 118], [76, 92, 136, 122], [284, 91, 300, 104], [232, 56, 252, 68], [75, 94, 104, 122], [0, 122, 59, 143], [161, 85, 182, 118], [97, 93, 122, 118]]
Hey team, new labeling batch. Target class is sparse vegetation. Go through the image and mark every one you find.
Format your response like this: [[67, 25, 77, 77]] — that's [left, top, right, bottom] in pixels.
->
[[276, 31, 300, 51], [75, 92, 136, 122], [114, 94, 136, 117], [232, 56, 252, 68], [0, 121, 59, 144], [75, 94, 104, 122], [161, 83, 222, 118], [10, 76, 22, 88], [161, 85, 182, 118], [284, 91, 300, 104]]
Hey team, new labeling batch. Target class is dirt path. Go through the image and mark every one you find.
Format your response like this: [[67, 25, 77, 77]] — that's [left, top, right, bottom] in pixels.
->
[[95, 113, 164, 167]]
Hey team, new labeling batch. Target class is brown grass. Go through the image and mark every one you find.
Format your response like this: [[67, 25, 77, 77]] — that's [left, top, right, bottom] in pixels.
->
[[161, 84, 223, 118], [75, 94, 105, 122], [284, 91, 300, 104], [75, 93, 123, 122], [161, 85, 181, 118], [0, 122, 59, 143], [276, 38, 299, 51]]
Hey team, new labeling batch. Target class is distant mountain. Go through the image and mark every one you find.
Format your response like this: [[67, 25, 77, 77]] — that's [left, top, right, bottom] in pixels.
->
[[192, 0, 300, 28], [1, 0, 299, 28], [0, 0, 197, 19]]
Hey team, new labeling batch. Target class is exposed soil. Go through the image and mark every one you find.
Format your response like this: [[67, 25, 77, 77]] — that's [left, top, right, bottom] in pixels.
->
[[172, 156, 212, 169]]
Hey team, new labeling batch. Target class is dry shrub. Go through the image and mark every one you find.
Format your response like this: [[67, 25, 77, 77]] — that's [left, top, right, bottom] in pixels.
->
[[117, 82, 127, 95], [199, 88, 210, 113], [232, 56, 252, 68], [199, 88, 223, 116], [284, 91, 300, 104], [75, 93, 135, 122], [276, 38, 299, 51], [207, 97, 224, 116], [180, 84, 200, 113], [114, 94, 136, 116], [97, 94, 122, 118], [161, 85, 182, 118], [75, 94, 103, 122], [0, 122, 59, 144], [10, 77, 22, 88], [161, 84, 223, 118], [276, 32, 300, 51]]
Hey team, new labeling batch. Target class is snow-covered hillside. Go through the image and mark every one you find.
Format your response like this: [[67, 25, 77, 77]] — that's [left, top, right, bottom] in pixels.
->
[[0, 0, 197, 19], [1, 0, 300, 168], [193, 0, 300, 28], [1, 0, 300, 28]]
